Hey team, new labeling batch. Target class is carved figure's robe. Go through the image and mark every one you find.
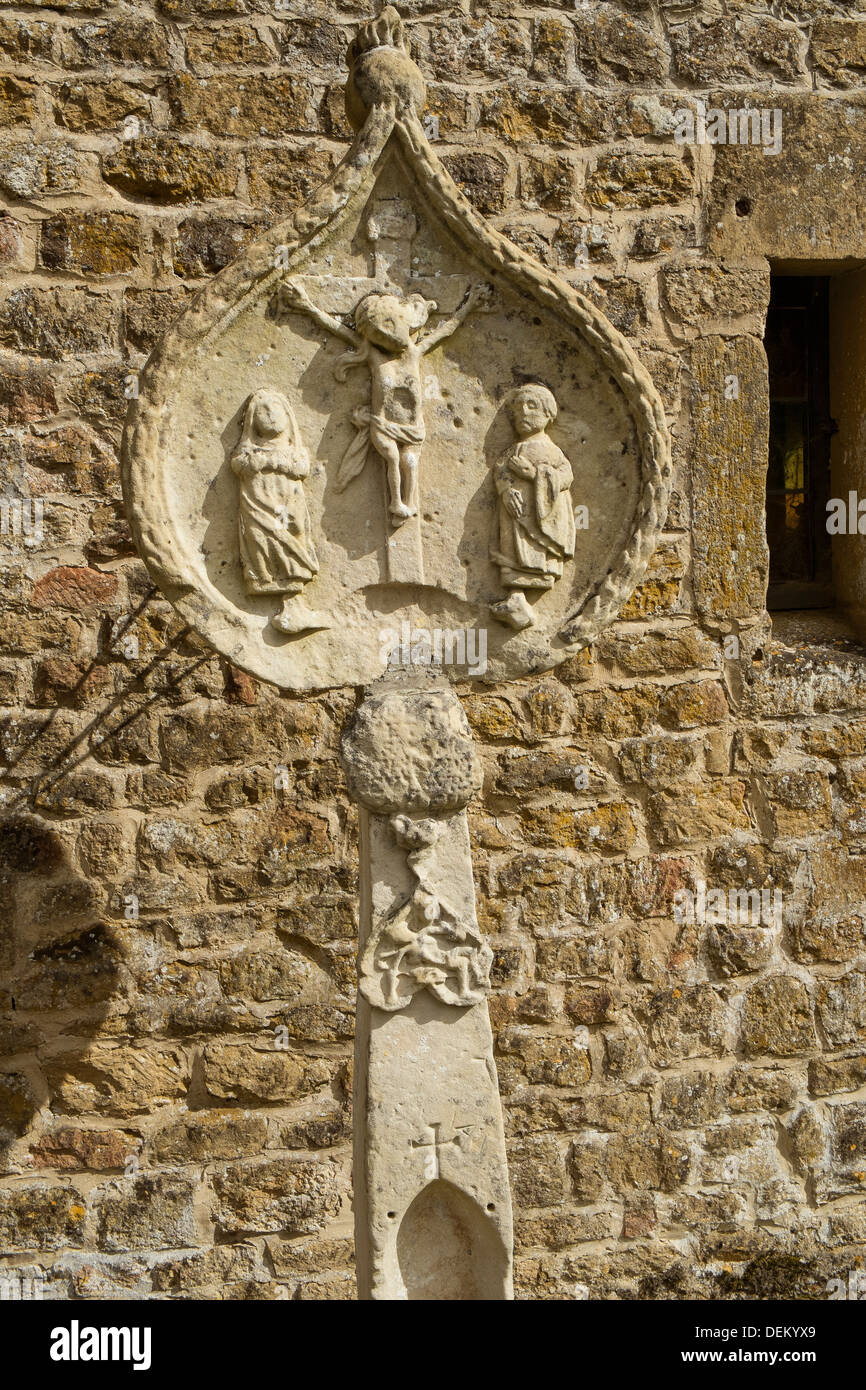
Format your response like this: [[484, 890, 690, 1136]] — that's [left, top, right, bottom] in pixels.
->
[[232, 442, 319, 596], [491, 434, 576, 590]]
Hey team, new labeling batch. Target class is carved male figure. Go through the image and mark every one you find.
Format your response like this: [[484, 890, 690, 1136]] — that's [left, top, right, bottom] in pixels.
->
[[490, 384, 577, 630], [278, 279, 492, 525], [231, 388, 330, 635]]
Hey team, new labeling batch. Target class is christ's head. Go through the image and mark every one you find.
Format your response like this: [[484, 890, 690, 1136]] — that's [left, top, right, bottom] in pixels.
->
[[355, 292, 436, 351]]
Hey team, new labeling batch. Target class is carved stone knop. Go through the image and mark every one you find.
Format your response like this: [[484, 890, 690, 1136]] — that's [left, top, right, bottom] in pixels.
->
[[341, 668, 482, 816]]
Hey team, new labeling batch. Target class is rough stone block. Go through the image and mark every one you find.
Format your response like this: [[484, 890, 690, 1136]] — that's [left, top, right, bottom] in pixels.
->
[[54, 80, 151, 132], [166, 73, 314, 138], [647, 780, 751, 846], [816, 971, 866, 1047], [573, 4, 668, 83], [40, 211, 141, 275], [644, 982, 731, 1065], [0, 288, 118, 358], [44, 1046, 191, 1118], [202, 1042, 333, 1104], [93, 1173, 198, 1252], [0, 1184, 87, 1252], [586, 153, 692, 210], [741, 976, 816, 1057], [102, 136, 238, 203], [688, 336, 770, 621], [212, 1157, 342, 1236], [810, 18, 866, 86], [708, 94, 866, 261]]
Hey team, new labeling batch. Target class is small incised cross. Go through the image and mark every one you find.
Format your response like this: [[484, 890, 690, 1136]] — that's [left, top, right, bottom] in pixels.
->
[[411, 1119, 473, 1180]]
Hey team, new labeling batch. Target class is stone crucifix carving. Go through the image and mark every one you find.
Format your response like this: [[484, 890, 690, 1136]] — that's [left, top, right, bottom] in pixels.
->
[[272, 193, 481, 585], [122, 3, 672, 1300], [277, 279, 492, 530]]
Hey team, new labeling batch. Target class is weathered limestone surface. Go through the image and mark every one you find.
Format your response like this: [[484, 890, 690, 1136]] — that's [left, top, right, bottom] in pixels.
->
[[0, 0, 865, 1303], [343, 669, 512, 1299], [689, 335, 770, 624]]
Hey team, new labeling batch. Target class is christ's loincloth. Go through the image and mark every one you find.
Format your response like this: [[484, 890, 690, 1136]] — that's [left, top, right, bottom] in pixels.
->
[[336, 407, 425, 491]]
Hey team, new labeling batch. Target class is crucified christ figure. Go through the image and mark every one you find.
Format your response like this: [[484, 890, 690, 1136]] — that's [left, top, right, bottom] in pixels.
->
[[277, 279, 492, 525]]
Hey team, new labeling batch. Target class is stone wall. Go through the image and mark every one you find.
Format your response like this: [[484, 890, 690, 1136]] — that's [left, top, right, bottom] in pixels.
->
[[1, 0, 865, 1300]]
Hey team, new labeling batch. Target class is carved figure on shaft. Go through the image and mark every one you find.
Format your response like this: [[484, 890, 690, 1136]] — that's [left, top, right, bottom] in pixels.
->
[[278, 279, 492, 526], [358, 812, 493, 1011], [231, 388, 330, 635], [490, 384, 576, 630]]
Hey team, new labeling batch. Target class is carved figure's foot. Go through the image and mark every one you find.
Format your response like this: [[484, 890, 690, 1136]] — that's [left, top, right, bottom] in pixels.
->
[[389, 501, 414, 523], [491, 591, 535, 630], [271, 598, 331, 635]]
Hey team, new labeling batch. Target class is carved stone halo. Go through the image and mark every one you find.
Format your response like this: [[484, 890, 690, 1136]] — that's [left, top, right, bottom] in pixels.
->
[[122, 6, 672, 694]]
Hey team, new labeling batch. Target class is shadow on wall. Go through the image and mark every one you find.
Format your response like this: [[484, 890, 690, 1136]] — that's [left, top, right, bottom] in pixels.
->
[[0, 813, 124, 1152], [0, 603, 209, 1166], [0, 589, 357, 1297], [0, 612, 228, 1270]]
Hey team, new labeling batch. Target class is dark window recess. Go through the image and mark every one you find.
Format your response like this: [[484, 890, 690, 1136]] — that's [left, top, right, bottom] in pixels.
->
[[765, 276, 835, 610]]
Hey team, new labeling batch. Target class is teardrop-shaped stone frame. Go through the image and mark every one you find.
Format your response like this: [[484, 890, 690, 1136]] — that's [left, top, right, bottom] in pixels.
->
[[123, 78, 672, 689]]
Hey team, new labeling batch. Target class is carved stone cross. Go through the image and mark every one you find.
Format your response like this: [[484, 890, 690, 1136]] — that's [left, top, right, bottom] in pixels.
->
[[411, 1121, 474, 1181], [122, 4, 672, 1300]]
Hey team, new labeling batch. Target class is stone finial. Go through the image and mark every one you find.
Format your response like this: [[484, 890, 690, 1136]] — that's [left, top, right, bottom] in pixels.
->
[[345, 5, 427, 131], [347, 4, 409, 62]]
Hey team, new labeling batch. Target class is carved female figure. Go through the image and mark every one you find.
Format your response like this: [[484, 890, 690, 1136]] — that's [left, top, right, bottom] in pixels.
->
[[231, 388, 330, 634], [490, 384, 576, 630]]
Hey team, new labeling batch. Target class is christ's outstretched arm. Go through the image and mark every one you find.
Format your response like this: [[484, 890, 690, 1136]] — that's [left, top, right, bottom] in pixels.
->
[[278, 280, 362, 348], [418, 282, 493, 353]]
